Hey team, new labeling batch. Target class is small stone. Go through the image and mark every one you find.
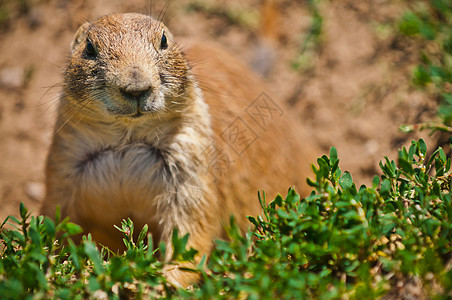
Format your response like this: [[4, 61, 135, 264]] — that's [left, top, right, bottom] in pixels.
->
[[425, 272, 434, 281], [27, 8, 43, 29], [92, 290, 108, 300], [24, 181, 45, 201], [0, 67, 23, 90]]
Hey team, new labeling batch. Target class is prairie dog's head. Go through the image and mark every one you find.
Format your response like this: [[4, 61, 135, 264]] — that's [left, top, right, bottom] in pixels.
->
[[65, 13, 191, 120]]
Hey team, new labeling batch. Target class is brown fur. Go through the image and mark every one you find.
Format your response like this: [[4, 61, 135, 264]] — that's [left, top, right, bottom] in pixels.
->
[[40, 13, 318, 286]]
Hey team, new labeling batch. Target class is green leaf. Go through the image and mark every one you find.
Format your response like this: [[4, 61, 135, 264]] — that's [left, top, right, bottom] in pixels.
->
[[331, 159, 340, 178], [380, 179, 391, 196], [258, 191, 267, 210], [330, 147, 338, 165], [67, 239, 81, 271], [372, 175, 380, 188], [19, 202, 27, 220], [248, 216, 258, 227], [399, 12, 422, 36], [137, 224, 148, 245], [339, 171, 353, 190], [29, 226, 41, 246], [438, 147, 447, 162], [7, 215, 21, 226], [398, 157, 414, 173], [55, 288, 71, 300], [87, 276, 101, 292], [0, 216, 9, 230], [413, 65, 432, 86], [84, 242, 105, 275], [306, 177, 318, 187], [419, 20, 435, 40], [380, 157, 396, 178], [277, 209, 290, 219], [159, 242, 166, 259], [64, 222, 83, 236], [419, 138, 427, 156], [43, 217, 56, 238], [54, 205, 61, 225], [317, 157, 329, 179], [29, 263, 48, 290], [286, 188, 300, 206], [198, 254, 207, 268]]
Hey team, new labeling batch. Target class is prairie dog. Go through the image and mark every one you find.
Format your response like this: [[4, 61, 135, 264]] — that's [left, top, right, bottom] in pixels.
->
[[41, 13, 317, 285]]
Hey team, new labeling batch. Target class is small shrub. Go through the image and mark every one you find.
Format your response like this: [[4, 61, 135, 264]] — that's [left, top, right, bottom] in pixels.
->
[[0, 139, 450, 298], [191, 139, 451, 299], [398, 1, 452, 129]]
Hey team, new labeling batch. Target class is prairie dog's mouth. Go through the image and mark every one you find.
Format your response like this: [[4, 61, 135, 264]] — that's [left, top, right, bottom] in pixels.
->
[[119, 88, 151, 104], [107, 107, 148, 119], [102, 87, 165, 118]]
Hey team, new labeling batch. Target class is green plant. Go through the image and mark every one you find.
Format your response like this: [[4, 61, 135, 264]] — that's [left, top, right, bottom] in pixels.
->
[[0, 207, 193, 298], [184, 0, 259, 29], [190, 139, 451, 298], [0, 139, 450, 298], [0, 0, 36, 31], [292, 0, 324, 72], [398, 0, 452, 130]]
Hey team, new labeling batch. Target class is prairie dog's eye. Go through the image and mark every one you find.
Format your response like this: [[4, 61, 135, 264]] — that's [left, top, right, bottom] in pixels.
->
[[85, 38, 97, 58], [160, 32, 168, 50]]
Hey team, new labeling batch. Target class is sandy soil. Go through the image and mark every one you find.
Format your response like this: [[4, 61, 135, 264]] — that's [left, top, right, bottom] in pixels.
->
[[0, 0, 444, 221]]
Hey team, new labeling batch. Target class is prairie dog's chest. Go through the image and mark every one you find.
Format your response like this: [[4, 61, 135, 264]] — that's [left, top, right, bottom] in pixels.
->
[[68, 140, 206, 226], [73, 143, 170, 207]]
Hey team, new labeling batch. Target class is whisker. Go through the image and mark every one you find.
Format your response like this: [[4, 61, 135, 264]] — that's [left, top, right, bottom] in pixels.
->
[[55, 109, 79, 134], [38, 83, 65, 113], [55, 88, 103, 133], [163, 12, 178, 27], [70, 99, 97, 130], [157, 0, 171, 23], [55, 102, 88, 131], [147, 0, 153, 18]]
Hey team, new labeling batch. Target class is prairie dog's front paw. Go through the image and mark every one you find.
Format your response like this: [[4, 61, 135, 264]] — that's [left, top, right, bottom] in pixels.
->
[[163, 263, 199, 288]]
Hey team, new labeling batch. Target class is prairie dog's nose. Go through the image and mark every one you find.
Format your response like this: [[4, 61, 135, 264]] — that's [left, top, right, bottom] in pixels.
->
[[119, 65, 153, 101], [120, 87, 150, 99], [120, 85, 151, 102]]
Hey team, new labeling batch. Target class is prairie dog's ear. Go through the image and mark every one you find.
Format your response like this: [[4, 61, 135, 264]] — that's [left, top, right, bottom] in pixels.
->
[[70, 22, 91, 53]]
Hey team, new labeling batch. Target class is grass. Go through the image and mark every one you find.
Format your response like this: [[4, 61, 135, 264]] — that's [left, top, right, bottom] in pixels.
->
[[0, 139, 450, 299], [0, 0, 36, 31], [397, 0, 452, 132]]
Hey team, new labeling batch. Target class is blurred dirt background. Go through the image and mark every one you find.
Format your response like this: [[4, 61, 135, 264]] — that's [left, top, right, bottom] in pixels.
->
[[0, 0, 445, 221]]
